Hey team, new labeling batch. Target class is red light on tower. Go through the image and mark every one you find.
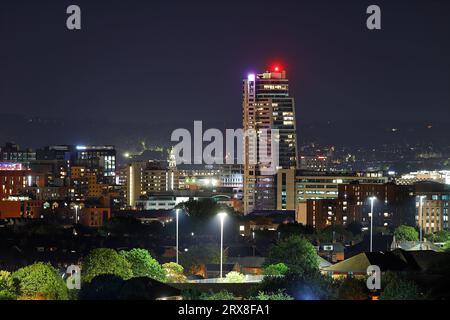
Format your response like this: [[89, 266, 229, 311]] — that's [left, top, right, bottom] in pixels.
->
[[271, 64, 283, 72]]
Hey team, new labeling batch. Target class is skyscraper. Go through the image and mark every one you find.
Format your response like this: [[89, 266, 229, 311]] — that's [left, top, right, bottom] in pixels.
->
[[243, 66, 298, 214]]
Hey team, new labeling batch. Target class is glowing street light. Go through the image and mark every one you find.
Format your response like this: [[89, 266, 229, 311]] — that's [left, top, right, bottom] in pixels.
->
[[218, 212, 227, 279], [369, 197, 377, 252]]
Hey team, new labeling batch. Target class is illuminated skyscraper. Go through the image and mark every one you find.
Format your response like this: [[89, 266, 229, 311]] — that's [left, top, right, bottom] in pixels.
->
[[243, 66, 298, 214]]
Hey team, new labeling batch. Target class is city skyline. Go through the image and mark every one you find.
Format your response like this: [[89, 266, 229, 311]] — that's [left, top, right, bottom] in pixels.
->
[[1, 0, 450, 305]]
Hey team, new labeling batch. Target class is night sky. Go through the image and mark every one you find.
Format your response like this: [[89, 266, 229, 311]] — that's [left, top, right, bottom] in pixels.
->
[[1, 0, 450, 147]]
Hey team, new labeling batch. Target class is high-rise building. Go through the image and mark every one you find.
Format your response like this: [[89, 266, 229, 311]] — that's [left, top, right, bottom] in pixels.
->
[[243, 66, 298, 214]]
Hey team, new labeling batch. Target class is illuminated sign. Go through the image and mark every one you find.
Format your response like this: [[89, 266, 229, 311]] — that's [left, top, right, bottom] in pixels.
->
[[0, 163, 24, 171]]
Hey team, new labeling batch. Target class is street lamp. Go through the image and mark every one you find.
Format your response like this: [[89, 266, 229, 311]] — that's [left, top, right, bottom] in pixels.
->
[[418, 196, 426, 250], [74, 204, 79, 225], [369, 197, 377, 252], [176, 209, 180, 264], [218, 212, 227, 279]]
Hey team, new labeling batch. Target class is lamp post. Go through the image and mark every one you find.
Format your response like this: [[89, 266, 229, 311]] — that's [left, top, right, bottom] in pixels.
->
[[369, 197, 377, 252], [74, 204, 79, 224], [418, 196, 426, 250], [218, 212, 227, 279], [176, 208, 179, 264]]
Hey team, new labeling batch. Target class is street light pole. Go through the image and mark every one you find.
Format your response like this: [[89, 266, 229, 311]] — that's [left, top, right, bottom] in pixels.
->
[[369, 197, 376, 252], [74, 205, 79, 225], [218, 212, 227, 279], [176, 209, 179, 264], [418, 196, 425, 250]]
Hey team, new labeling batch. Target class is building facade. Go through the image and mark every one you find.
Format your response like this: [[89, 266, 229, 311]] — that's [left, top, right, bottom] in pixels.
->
[[243, 67, 298, 214]]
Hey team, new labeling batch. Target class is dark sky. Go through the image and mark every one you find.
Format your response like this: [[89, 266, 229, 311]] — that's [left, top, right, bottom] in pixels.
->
[[1, 0, 450, 130]]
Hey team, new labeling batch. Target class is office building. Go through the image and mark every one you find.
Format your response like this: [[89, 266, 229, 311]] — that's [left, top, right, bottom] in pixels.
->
[[243, 66, 298, 214]]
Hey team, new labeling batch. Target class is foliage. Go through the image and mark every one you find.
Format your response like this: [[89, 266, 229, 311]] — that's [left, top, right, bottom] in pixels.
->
[[200, 290, 235, 300], [82, 248, 133, 283], [394, 225, 419, 242], [224, 271, 245, 283], [253, 289, 294, 300], [427, 230, 450, 243], [180, 244, 225, 273], [277, 222, 314, 239], [380, 272, 422, 300], [256, 272, 336, 300], [263, 263, 289, 276], [337, 277, 370, 300], [79, 274, 124, 300], [0, 271, 16, 300], [103, 216, 149, 236], [317, 224, 353, 242], [345, 221, 363, 236], [266, 235, 319, 276], [178, 199, 233, 221], [163, 262, 187, 283], [120, 248, 166, 282], [12, 262, 68, 300]]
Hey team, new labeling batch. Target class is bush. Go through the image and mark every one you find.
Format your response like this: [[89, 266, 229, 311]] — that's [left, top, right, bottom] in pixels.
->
[[120, 248, 166, 282], [0, 270, 16, 300], [163, 262, 187, 283], [380, 272, 422, 300], [224, 271, 245, 283], [82, 248, 133, 283], [12, 262, 68, 300], [337, 277, 370, 300], [200, 290, 235, 300], [253, 290, 294, 300], [263, 263, 289, 276]]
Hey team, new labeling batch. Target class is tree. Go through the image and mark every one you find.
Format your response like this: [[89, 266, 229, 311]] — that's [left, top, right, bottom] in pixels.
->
[[256, 272, 336, 300], [427, 230, 450, 243], [120, 248, 166, 282], [346, 221, 363, 236], [277, 222, 314, 239], [224, 271, 245, 283], [337, 277, 369, 300], [79, 274, 124, 300], [180, 244, 225, 274], [163, 262, 187, 283], [103, 216, 149, 237], [380, 272, 422, 300], [263, 263, 289, 276], [266, 236, 319, 276], [179, 199, 233, 221], [394, 225, 419, 242], [12, 262, 68, 300], [0, 271, 16, 300], [200, 290, 235, 300], [82, 248, 133, 283], [318, 225, 353, 242], [253, 290, 294, 300]]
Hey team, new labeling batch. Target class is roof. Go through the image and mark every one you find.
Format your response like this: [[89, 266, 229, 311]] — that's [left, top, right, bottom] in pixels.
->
[[205, 263, 236, 272], [391, 249, 450, 273], [346, 233, 394, 258], [323, 251, 407, 274], [317, 256, 332, 269], [394, 241, 441, 252], [227, 257, 266, 268], [323, 249, 450, 274]]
